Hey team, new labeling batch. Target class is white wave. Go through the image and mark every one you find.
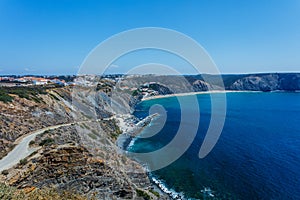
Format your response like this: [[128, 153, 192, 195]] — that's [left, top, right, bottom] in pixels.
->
[[126, 137, 137, 150], [151, 176, 187, 200]]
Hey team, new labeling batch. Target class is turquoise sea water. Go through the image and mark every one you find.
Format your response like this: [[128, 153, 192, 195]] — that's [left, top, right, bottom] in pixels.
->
[[129, 92, 300, 199]]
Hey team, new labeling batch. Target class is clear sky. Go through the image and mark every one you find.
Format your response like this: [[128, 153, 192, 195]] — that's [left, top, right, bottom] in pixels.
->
[[0, 0, 299, 75]]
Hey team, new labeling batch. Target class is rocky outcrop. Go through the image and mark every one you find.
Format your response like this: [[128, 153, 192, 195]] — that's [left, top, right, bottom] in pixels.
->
[[2, 124, 165, 199], [0, 89, 74, 159], [9, 145, 135, 199], [228, 73, 300, 91], [0, 182, 88, 200], [192, 79, 221, 91], [0, 83, 168, 199], [115, 73, 300, 102], [230, 74, 280, 91]]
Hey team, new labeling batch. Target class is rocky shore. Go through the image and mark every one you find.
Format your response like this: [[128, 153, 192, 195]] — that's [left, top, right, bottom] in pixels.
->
[[115, 113, 159, 150]]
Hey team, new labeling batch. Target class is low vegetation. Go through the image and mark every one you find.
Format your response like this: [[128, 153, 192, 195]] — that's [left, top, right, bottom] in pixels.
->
[[132, 90, 139, 96], [0, 183, 89, 200], [0, 86, 48, 103], [136, 189, 151, 200], [0, 89, 13, 102], [1, 170, 9, 176], [19, 158, 28, 165], [39, 138, 55, 146], [149, 189, 160, 197], [110, 119, 123, 140]]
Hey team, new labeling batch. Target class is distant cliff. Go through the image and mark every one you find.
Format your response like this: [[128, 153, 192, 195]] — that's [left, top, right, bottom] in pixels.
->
[[225, 73, 300, 91], [120, 73, 300, 99], [195, 73, 300, 92]]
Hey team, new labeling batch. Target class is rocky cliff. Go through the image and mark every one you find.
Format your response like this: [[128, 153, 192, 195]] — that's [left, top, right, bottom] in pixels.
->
[[227, 73, 300, 91], [192, 73, 300, 91], [0, 84, 167, 199], [0, 87, 74, 159], [117, 73, 300, 100], [3, 125, 150, 199]]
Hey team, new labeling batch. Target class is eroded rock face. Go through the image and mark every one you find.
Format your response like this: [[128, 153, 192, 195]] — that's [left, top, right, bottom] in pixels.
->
[[2, 124, 164, 199], [229, 74, 300, 91], [230, 74, 280, 91], [1, 76, 214, 199], [0, 88, 74, 159], [9, 145, 135, 199]]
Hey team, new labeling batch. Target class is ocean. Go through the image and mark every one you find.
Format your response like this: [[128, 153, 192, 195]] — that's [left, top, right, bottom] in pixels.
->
[[129, 92, 300, 199]]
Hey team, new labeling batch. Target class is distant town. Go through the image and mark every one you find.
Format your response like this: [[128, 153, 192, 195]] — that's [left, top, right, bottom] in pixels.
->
[[0, 74, 165, 100], [0, 74, 124, 87], [0, 75, 75, 87]]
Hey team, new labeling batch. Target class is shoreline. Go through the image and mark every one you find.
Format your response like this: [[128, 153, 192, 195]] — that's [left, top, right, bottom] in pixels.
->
[[141, 90, 262, 101], [115, 90, 264, 199], [117, 90, 238, 199], [115, 112, 188, 200], [114, 113, 174, 199], [115, 113, 159, 150]]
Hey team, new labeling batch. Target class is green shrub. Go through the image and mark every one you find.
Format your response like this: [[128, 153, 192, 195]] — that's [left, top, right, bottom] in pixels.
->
[[149, 189, 160, 197], [136, 189, 151, 200], [0, 89, 13, 103], [132, 90, 139, 96], [39, 138, 55, 146], [1, 170, 9, 175], [19, 158, 28, 165], [29, 151, 38, 157], [0, 86, 48, 103]]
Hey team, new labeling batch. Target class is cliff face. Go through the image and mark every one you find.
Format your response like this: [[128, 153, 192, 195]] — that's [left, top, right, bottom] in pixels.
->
[[0, 87, 75, 159], [230, 74, 280, 91], [5, 135, 141, 199], [118, 73, 300, 99], [227, 73, 300, 91], [185, 73, 300, 92], [0, 85, 166, 199]]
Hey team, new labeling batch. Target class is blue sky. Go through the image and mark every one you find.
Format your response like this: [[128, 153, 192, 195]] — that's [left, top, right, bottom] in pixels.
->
[[0, 0, 299, 75]]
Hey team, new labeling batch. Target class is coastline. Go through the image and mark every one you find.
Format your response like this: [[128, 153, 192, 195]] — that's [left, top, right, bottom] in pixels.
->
[[115, 113, 159, 150], [116, 90, 239, 199], [141, 90, 261, 101], [115, 90, 277, 199], [115, 113, 188, 200], [114, 113, 177, 199], [115, 90, 264, 199]]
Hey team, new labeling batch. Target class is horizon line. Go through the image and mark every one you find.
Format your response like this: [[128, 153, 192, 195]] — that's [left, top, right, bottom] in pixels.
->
[[1, 71, 300, 77]]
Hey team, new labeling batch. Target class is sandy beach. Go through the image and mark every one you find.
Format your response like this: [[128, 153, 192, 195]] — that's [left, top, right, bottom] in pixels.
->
[[141, 90, 260, 101]]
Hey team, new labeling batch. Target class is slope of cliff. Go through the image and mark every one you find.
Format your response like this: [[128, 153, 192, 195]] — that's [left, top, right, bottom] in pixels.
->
[[0, 84, 166, 199]]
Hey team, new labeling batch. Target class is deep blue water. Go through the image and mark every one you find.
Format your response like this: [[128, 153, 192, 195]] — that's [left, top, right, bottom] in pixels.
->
[[130, 92, 300, 199]]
